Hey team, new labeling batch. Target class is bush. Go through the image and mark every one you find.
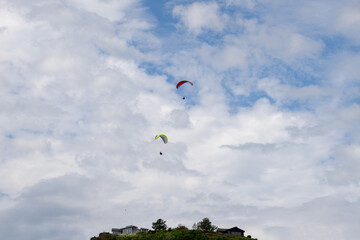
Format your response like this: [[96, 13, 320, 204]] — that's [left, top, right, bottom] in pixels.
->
[[175, 224, 188, 231]]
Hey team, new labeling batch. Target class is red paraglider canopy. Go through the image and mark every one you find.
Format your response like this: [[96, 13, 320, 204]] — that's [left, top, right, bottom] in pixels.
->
[[176, 80, 193, 89]]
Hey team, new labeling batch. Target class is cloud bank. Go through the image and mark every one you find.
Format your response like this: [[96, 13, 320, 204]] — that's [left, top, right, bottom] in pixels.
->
[[0, 0, 359, 239]]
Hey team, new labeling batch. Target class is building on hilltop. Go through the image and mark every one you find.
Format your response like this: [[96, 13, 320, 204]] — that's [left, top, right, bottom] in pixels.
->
[[112, 225, 148, 235], [217, 226, 245, 236]]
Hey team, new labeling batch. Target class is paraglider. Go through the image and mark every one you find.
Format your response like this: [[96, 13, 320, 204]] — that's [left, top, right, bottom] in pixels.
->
[[176, 80, 193, 100], [155, 134, 168, 144], [155, 134, 168, 155], [176, 80, 193, 89]]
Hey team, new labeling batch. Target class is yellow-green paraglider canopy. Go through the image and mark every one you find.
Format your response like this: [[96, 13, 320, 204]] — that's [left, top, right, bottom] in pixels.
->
[[155, 134, 168, 144]]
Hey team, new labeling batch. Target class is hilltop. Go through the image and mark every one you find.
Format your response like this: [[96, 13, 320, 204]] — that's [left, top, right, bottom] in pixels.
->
[[91, 229, 258, 240]]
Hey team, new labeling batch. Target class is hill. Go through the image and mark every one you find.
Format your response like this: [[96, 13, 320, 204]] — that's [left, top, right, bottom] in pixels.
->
[[91, 229, 258, 240]]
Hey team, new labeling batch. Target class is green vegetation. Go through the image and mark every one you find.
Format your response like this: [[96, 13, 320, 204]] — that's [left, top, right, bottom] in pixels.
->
[[91, 218, 257, 240], [152, 219, 167, 231], [91, 229, 257, 240], [193, 218, 218, 232]]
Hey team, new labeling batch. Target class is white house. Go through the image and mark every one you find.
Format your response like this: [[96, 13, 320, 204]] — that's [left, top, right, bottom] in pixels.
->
[[112, 225, 148, 235]]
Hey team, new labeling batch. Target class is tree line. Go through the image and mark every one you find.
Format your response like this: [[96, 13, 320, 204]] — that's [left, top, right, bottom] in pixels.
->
[[91, 217, 257, 240], [152, 217, 217, 232]]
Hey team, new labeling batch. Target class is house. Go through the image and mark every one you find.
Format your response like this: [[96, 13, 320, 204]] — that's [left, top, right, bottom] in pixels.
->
[[112, 225, 148, 235], [217, 226, 245, 236]]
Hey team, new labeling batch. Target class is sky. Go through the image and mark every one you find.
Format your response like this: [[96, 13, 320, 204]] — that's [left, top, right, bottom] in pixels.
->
[[0, 0, 360, 239]]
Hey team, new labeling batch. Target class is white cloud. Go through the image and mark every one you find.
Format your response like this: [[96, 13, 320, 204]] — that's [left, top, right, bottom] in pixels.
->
[[0, 0, 157, 204], [337, 6, 360, 29], [257, 77, 331, 106], [197, 43, 248, 70], [223, 0, 257, 9], [334, 5, 360, 42], [265, 0, 360, 43], [173, 2, 227, 35], [243, 21, 325, 62], [69, 0, 136, 21], [328, 54, 360, 86]]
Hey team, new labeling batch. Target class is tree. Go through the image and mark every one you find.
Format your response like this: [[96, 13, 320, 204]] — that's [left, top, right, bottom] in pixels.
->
[[194, 217, 217, 232], [152, 218, 167, 231], [192, 223, 197, 230], [175, 224, 188, 230]]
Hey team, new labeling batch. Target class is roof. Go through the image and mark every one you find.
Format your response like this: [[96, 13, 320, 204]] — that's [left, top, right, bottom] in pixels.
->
[[122, 225, 138, 230], [217, 227, 245, 233], [227, 227, 245, 232], [112, 225, 138, 231]]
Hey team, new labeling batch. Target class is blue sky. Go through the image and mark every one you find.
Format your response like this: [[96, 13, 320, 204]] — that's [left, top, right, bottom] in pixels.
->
[[0, 1, 360, 240]]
